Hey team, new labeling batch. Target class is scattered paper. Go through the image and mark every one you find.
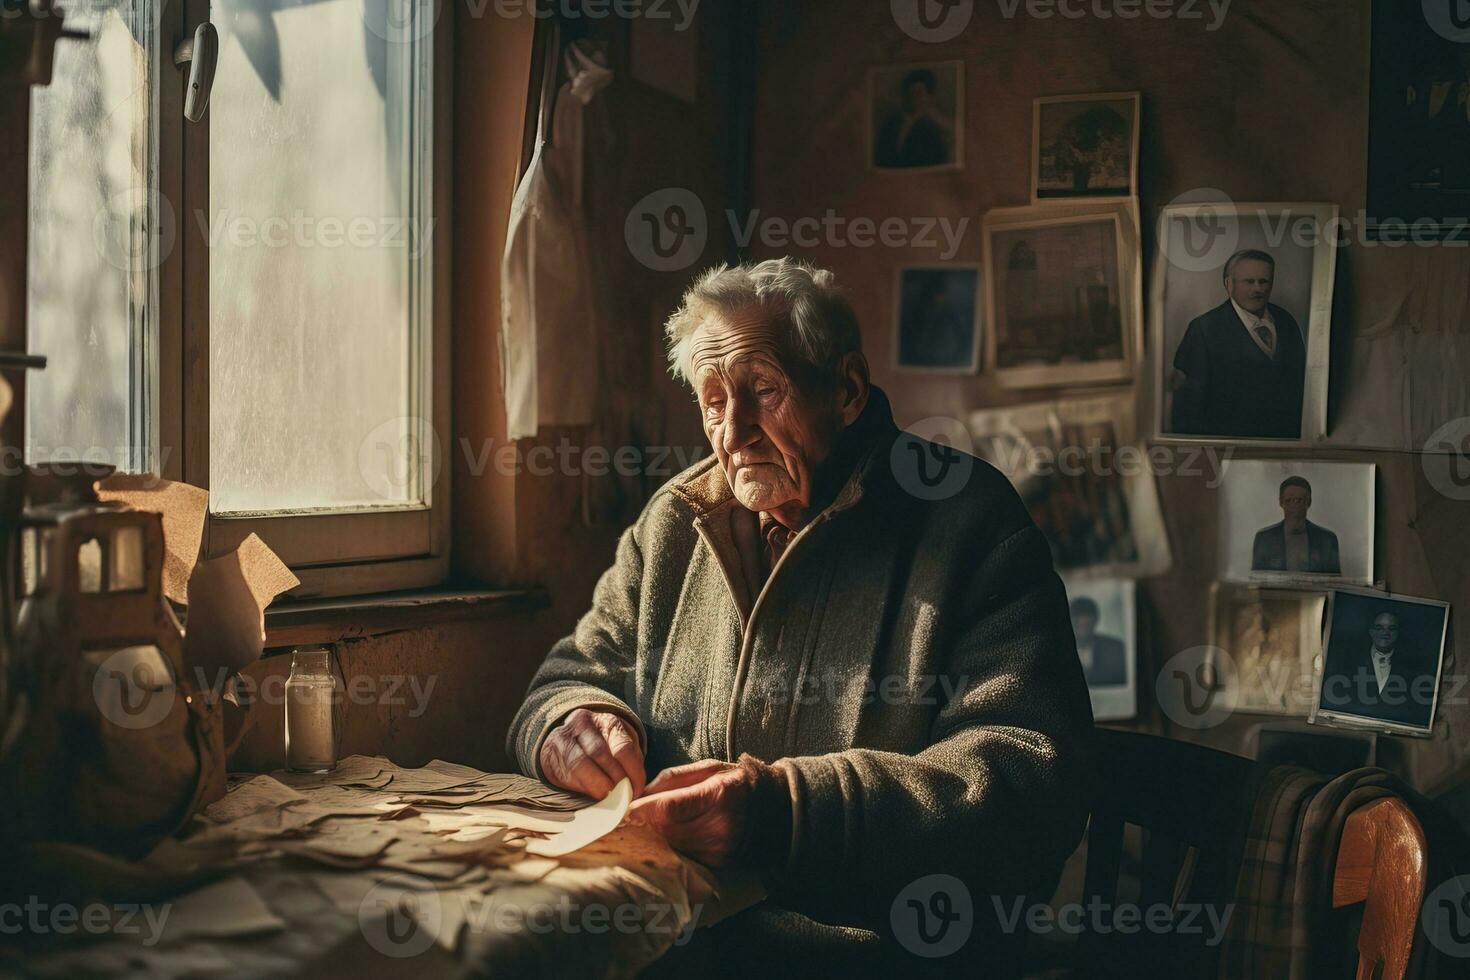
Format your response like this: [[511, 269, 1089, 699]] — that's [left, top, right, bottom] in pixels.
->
[[202, 775, 307, 824], [154, 877, 285, 942]]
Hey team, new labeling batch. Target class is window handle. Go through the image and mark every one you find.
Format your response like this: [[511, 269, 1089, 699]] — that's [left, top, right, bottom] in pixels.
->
[[173, 22, 218, 123]]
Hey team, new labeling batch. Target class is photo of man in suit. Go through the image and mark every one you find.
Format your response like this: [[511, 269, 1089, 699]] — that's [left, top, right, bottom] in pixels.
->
[[1251, 475, 1341, 574], [873, 68, 954, 170], [1169, 249, 1307, 439], [1320, 610, 1437, 730], [1070, 596, 1127, 687]]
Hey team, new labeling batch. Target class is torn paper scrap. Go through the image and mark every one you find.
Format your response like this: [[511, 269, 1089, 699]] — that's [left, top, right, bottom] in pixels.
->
[[524, 778, 631, 858], [202, 775, 307, 824], [95, 474, 209, 605], [183, 533, 298, 675], [152, 877, 285, 943]]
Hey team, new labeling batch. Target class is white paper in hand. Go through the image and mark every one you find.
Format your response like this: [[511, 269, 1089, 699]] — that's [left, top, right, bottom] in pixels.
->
[[523, 778, 631, 857]]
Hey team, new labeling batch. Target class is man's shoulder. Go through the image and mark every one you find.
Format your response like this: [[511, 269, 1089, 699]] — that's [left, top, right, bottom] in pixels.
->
[[882, 437, 1035, 542], [1254, 521, 1284, 539], [1307, 520, 1340, 543], [1188, 300, 1237, 332]]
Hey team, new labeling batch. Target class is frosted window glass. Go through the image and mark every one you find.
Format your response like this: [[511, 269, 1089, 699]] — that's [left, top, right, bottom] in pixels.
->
[[27, 3, 154, 471], [207, 0, 431, 514]]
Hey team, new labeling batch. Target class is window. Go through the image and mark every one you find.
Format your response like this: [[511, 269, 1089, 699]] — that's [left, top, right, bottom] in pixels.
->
[[27, 0, 448, 597]]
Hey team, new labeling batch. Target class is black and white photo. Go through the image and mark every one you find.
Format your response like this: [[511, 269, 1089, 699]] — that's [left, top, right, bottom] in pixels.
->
[[869, 61, 963, 172], [1032, 92, 1139, 202], [1154, 203, 1337, 444], [1217, 459, 1375, 586], [893, 265, 981, 372], [1063, 577, 1135, 722], [1209, 585, 1325, 717], [1313, 589, 1450, 736], [983, 201, 1141, 388]]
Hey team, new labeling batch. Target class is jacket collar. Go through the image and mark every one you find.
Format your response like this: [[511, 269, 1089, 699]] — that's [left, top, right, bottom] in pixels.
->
[[668, 386, 900, 526]]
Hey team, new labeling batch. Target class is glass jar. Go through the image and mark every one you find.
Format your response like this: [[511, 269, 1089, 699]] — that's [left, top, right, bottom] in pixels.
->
[[285, 646, 339, 772]]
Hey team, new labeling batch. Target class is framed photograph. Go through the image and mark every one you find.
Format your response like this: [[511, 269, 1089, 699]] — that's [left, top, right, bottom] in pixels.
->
[[1152, 202, 1338, 445], [893, 265, 981, 373], [1311, 588, 1450, 736], [869, 61, 963, 173], [1366, 2, 1470, 241], [969, 394, 1171, 579], [1063, 577, 1136, 721], [1208, 584, 1326, 717], [1032, 92, 1140, 202], [1218, 459, 1376, 586], [982, 200, 1142, 388]]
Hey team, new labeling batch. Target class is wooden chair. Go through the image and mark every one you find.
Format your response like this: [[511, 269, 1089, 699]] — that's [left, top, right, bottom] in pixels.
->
[[1332, 797, 1428, 980], [1055, 728, 1426, 980]]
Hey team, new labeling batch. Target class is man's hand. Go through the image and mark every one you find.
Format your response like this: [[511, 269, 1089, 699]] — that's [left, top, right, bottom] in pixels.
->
[[539, 708, 646, 799], [627, 759, 749, 867]]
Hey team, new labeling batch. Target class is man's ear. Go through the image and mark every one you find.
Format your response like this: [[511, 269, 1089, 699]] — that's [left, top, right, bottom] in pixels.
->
[[835, 352, 870, 427]]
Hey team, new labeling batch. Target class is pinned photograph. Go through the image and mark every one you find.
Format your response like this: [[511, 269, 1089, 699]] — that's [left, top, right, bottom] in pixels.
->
[[1209, 584, 1326, 717], [982, 201, 1142, 388], [869, 61, 963, 172], [1312, 589, 1450, 736], [1153, 203, 1337, 444], [1032, 92, 1140, 202], [893, 265, 981, 373], [1063, 577, 1136, 722], [1217, 459, 1375, 586], [969, 394, 1170, 579]]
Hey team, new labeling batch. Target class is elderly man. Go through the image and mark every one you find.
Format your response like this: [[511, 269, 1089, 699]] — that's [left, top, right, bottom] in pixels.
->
[[508, 259, 1092, 974]]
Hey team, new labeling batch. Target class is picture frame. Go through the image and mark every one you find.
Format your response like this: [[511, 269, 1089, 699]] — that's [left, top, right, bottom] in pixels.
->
[[981, 199, 1142, 389], [1217, 459, 1376, 587], [1151, 202, 1338, 446], [1063, 576, 1137, 722], [1207, 583, 1326, 718], [1310, 587, 1451, 737], [868, 61, 965, 174], [1032, 91, 1140, 203], [892, 264, 982, 374]]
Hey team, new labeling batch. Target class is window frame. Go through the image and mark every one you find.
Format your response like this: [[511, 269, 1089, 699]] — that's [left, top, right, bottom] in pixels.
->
[[154, 0, 453, 599]]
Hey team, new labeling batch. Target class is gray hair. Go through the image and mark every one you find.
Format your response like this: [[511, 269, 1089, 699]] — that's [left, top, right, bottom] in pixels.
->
[[1223, 248, 1275, 282], [663, 258, 862, 387]]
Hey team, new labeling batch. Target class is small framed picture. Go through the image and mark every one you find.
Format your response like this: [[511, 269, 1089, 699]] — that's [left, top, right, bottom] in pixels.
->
[[1217, 459, 1376, 586], [969, 394, 1171, 579], [1208, 584, 1326, 717], [1032, 92, 1140, 202], [893, 265, 981, 373], [1152, 202, 1338, 445], [1311, 588, 1451, 737], [1063, 577, 1136, 721], [869, 61, 964, 173], [982, 200, 1142, 388]]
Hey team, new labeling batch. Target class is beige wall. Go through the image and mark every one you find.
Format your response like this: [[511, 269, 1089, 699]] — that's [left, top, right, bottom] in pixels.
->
[[746, 0, 1469, 794]]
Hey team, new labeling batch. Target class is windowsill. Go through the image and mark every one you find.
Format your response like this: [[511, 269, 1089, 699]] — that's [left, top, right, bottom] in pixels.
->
[[263, 586, 550, 651]]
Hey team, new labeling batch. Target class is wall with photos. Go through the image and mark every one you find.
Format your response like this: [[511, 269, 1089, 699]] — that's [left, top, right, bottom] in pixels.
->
[[746, 0, 1470, 797]]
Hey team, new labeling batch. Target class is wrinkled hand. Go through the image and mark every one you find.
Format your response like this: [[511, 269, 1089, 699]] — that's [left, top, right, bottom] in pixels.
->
[[539, 708, 646, 799], [627, 759, 749, 867]]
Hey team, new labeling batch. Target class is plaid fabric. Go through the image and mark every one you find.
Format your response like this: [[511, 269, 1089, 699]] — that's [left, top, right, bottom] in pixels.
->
[[1219, 766, 1405, 979]]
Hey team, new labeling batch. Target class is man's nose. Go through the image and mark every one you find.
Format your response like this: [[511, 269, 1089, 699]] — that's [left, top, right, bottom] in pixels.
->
[[721, 396, 761, 455]]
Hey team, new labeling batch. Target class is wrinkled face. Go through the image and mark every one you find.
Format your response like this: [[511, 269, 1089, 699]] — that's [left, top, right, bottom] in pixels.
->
[[1370, 614, 1400, 653], [1280, 485, 1311, 527], [690, 309, 839, 516], [1226, 259, 1274, 315]]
